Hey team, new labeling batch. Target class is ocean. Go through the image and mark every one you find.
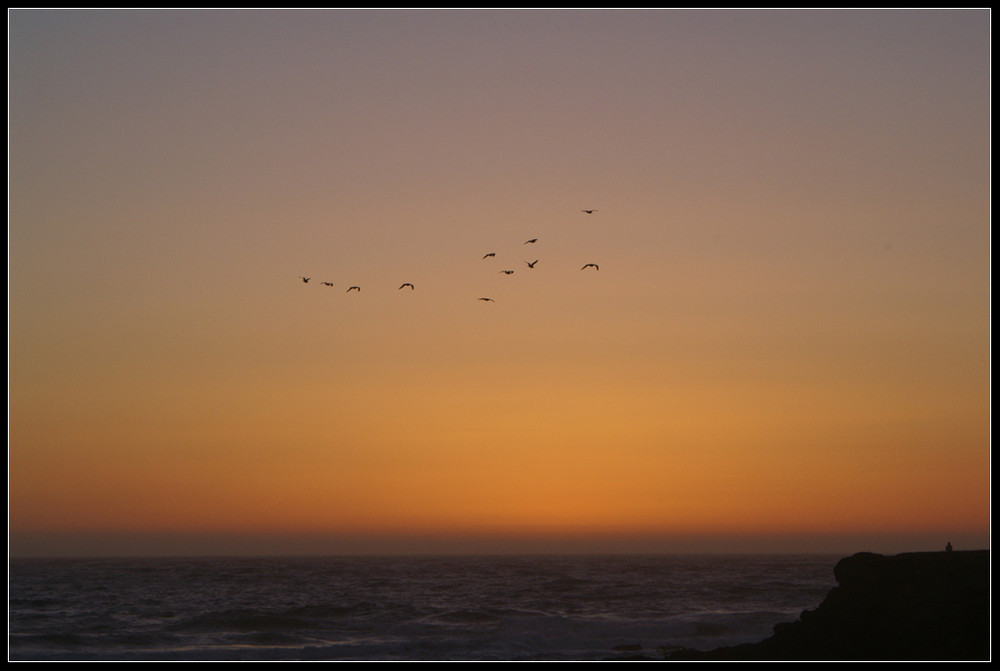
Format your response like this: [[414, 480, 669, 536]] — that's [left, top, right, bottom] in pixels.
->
[[9, 554, 839, 661]]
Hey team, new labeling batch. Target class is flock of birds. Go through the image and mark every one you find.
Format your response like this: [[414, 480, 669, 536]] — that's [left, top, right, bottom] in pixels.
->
[[298, 209, 602, 303]]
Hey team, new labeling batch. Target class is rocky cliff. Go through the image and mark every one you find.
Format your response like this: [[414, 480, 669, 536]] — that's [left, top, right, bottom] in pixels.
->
[[667, 550, 990, 661]]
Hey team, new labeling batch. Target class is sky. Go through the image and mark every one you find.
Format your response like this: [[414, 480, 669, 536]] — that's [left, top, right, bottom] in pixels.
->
[[8, 9, 991, 557]]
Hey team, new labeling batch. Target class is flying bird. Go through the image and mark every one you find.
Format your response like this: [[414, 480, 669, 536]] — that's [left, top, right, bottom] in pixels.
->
[[524, 238, 538, 244], [346, 286, 361, 292], [478, 297, 495, 302], [399, 283, 415, 290], [300, 277, 311, 283], [581, 209, 598, 214], [483, 252, 496, 259], [321, 282, 335, 287], [525, 260, 538, 268], [581, 263, 599, 271], [500, 270, 515, 275]]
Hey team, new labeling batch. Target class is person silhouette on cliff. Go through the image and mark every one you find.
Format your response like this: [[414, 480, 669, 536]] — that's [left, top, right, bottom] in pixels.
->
[[946, 541, 953, 552]]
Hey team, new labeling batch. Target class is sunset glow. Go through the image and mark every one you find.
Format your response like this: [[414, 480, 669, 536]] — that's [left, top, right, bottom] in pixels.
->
[[9, 9, 990, 557]]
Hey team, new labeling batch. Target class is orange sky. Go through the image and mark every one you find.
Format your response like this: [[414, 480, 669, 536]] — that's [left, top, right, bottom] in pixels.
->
[[9, 9, 990, 556]]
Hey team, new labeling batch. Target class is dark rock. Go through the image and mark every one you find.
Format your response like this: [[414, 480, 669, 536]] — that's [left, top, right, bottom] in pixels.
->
[[666, 550, 989, 661]]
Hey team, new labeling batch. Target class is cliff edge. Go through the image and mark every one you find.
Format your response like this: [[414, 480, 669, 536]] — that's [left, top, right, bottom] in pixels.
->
[[667, 549, 990, 661]]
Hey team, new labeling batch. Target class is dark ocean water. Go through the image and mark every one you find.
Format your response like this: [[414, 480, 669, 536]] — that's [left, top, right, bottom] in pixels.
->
[[8, 554, 839, 661]]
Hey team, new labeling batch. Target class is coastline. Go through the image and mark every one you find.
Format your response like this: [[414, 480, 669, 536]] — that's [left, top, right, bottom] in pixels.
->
[[661, 549, 990, 661]]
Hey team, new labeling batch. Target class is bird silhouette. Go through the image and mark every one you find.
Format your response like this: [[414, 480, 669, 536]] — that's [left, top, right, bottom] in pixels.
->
[[581, 263, 599, 271], [483, 252, 496, 259], [581, 209, 597, 214], [321, 282, 335, 287], [399, 283, 415, 290], [346, 286, 361, 292], [525, 260, 538, 268], [501, 270, 514, 275], [478, 297, 496, 302], [300, 277, 311, 283], [524, 238, 538, 244]]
